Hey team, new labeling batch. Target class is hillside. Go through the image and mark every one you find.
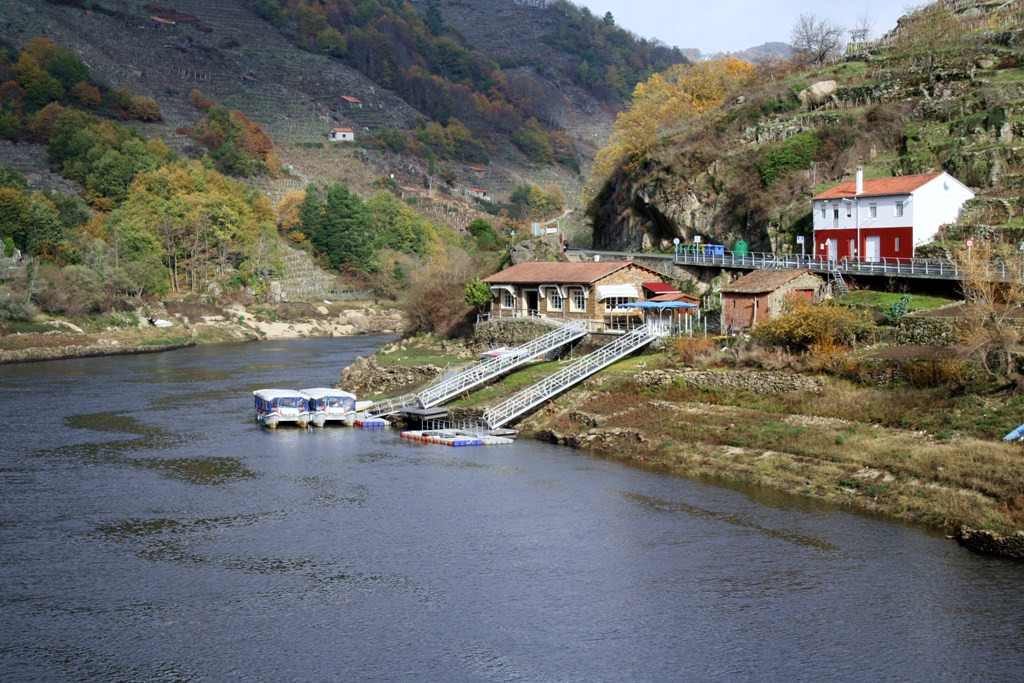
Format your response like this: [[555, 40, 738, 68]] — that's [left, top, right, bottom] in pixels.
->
[[587, 1, 1024, 254], [0, 0, 670, 222]]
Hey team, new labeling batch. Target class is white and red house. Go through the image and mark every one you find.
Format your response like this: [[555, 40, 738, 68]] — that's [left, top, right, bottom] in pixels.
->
[[328, 127, 355, 142], [811, 169, 974, 262]]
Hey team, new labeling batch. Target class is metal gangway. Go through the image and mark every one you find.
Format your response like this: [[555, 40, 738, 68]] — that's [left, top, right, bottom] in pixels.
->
[[481, 323, 659, 429], [365, 321, 589, 417]]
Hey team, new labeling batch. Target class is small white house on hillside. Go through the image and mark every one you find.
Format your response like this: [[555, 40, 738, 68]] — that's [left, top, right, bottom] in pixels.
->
[[328, 127, 355, 142], [811, 169, 974, 262]]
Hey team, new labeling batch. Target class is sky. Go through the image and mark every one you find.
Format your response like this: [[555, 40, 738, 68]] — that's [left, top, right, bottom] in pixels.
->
[[583, 1, 908, 55]]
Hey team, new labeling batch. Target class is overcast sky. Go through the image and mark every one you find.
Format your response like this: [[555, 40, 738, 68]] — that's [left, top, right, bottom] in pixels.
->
[[582, 1, 908, 54]]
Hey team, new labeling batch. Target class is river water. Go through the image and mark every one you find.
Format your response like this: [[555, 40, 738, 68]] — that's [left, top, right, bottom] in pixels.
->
[[1, 336, 1022, 681]]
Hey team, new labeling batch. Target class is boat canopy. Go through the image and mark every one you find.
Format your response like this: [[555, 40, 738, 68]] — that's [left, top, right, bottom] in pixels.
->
[[300, 387, 357, 400], [253, 389, 307, 401]]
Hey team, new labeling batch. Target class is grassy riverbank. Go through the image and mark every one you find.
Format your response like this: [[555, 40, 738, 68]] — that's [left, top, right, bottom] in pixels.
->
[[356, 339, 1024, 542]]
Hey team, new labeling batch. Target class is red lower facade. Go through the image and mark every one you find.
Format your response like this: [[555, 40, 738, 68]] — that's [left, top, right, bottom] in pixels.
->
[[813, 226, 915, 263]]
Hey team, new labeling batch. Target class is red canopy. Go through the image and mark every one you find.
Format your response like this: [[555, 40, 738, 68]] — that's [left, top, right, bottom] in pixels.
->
[[641, 282, 678, 294]]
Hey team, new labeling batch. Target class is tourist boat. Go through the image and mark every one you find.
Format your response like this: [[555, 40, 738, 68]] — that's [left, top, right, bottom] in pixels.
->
[[253, 389, 310, 429], [300, 387, 358, 427]]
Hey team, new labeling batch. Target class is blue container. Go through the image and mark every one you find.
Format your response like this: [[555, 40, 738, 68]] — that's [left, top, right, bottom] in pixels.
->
[[704, 244, 725, 256]]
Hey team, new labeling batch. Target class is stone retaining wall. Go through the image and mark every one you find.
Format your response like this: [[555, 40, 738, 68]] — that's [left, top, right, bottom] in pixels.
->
[[896, 316, 972, 346], [634, 368, 824, 394]]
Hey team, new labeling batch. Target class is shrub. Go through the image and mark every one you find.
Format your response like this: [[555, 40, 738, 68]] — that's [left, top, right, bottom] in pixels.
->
[[672, 335, 717, 366], [752, 298, 874, 351], [128, 95, 162, 122], [758, 131, 821, 187], [884, 295, 911, 325]]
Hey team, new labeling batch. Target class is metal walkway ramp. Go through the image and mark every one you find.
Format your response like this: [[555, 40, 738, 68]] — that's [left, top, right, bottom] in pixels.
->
[[481, 323, 658, 429], [366, 321, 588, 417]]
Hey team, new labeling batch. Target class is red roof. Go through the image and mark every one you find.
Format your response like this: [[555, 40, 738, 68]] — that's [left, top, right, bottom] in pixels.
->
[[720, 269, 822, 294], [340, 95, 362, 104], [642, 282, 678, 294], [813, 172, 943, 200], [467, 187, 488, 194], [151, 15, 175, 24], [484, 261, 654, 285], [331, 127, 353, 133], [650, 292, 698, 303]]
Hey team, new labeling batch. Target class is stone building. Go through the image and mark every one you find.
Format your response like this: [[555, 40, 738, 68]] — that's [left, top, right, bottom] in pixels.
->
[[482, 260, 668, 330], [720, 269, 824, 331]]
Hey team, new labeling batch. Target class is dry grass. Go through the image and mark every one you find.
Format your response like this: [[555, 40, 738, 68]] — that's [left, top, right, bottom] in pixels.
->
[[522, 362, 1024, 535]]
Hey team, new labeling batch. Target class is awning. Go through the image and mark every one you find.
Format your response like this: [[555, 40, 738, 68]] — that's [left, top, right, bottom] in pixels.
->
[[641, 282, 678, 294], [489, 284, 516, 297], [616, 301, 697, 309], [596, 284, 640, 301]]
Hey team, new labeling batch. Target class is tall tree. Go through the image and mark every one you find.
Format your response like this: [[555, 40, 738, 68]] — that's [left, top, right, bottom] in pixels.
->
[[790, 13, 845, 66]]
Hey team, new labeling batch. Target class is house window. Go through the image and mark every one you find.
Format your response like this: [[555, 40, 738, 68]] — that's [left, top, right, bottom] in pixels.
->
[[548, 290, 563, 311], [605, 296, 632, 313], [849, 238, 856, 258], [895, 237, 901, 252], [820, 204, 826, 219], [570, 288, 586, 312], [502, 291, 515, 309], [846, 203, 852, 218], [869, 203, 877, 218], [895, 201, 904, 217]]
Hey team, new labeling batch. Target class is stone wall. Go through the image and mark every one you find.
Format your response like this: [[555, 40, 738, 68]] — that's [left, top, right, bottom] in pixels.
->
[[473, 319, 557, 347], [634, 368, 824, 394], [896, 316, 972, 346]]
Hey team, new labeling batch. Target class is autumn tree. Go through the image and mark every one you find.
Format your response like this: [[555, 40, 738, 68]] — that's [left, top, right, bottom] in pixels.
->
[[589, 57, 756, 193], [953, 240, 1024, 382]]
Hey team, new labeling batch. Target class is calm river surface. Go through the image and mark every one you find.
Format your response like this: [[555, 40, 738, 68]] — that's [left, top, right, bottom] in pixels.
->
[[2, 336, 1023, 681]]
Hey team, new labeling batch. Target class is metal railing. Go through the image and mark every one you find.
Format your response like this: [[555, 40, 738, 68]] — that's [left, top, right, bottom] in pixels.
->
[[365, 321, 588, 417], [671, 247, 1021, 281], [482, 323, 658, 429], [476, 310, 646, 334], [415, 321, 587, 408]]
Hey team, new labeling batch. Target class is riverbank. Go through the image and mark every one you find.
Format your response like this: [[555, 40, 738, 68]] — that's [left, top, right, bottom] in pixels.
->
[[340, 337, 1024, 559], [0, 301, 407, 365]]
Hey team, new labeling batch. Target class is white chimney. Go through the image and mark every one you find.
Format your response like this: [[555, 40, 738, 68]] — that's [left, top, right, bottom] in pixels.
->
[[855, 166, 864, 195]]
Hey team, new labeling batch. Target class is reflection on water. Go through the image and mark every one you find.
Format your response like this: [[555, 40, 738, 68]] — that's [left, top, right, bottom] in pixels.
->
[[1, 336, 1023, 680]]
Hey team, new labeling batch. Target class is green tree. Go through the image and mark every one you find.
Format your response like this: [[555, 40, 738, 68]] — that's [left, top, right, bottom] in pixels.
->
[[367, 190, 432, 255], [463, 276, 492, 309], [0, 164, 27, 190], [466, 217, 499, 250]]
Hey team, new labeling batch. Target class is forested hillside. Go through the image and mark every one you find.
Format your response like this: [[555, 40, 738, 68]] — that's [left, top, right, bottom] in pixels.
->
[[250, 0, 685, 169], [587, 1, 1024, 254]]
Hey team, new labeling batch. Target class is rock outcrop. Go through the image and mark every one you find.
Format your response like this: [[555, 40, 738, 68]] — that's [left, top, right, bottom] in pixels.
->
[[797, 80, 838, 109], [956, 527, 1024, 560], [339, 354, 444, 395]]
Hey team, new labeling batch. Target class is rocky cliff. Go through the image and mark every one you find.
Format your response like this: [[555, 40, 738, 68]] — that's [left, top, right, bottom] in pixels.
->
[[589, 2, 1024, 254]]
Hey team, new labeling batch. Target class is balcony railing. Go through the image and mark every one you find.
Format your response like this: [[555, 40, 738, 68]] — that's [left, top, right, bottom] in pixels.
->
[[672, 247, 1021, 281]]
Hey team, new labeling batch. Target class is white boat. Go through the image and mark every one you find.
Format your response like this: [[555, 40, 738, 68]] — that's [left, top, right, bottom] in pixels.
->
[[253, 389, 310, 429], [300, 387, 358, 427]]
